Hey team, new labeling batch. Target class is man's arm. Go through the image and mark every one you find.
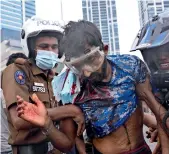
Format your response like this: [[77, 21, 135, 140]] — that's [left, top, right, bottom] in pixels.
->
[[75, 137, 86, 154], [41, 117, 77, 153], [131, 55, 168, 129], [136, 78, 169, 153], [132, 55, 169, 152], [47, 104, 83, 121], [143, 112, 157, 128], [10, 101, 82, 130], [136, 77, 169, 129], [13, 103, 84, 131], [47, 104, 85, 136], [16, 93, 85, 148], [157, 123, 169, 154]]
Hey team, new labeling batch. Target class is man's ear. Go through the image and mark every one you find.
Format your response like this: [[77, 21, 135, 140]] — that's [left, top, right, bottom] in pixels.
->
[[104, 45, 108, 55], [104, 45, 108, 51]]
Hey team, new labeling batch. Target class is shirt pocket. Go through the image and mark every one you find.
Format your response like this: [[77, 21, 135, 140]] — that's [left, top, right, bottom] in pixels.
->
[[28, 92, 50, 108]]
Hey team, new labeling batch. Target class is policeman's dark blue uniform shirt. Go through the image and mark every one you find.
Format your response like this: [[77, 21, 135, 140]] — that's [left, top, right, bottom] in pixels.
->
[[75, 54, 150, 138]]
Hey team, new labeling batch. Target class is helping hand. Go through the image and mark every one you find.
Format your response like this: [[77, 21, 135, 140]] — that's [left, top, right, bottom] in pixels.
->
[[72, 107, 85, 136]]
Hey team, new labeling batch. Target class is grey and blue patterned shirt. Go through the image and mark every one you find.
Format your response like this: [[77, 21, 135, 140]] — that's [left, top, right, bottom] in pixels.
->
[[75, 54, 150, 138]]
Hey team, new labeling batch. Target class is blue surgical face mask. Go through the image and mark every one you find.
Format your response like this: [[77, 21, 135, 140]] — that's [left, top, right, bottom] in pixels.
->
[[35, 50, 59, 70], [52, 69, 80, 105], [60, 71, 80, 104]]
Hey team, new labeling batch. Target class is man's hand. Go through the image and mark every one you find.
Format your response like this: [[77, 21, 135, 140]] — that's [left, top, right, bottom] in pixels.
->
[[149, 128, 158, 143], [16, 94, 48, 127], [146, 128, 161, 154], [146, 127, 158, 142], [73, 112, 85, 136], [153, 140, 161, 154], [47, 104, 85, 136]]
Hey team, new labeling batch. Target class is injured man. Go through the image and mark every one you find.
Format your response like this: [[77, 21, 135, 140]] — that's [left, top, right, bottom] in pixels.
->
[[16, 20, 169, 154]]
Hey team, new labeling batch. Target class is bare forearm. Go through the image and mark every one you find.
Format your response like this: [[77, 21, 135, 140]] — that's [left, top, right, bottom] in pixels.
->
[[47, 104, 81, 121], [137, 87, 168, 129], [42, 118, 74, 152], [142, 91, 163, 117], [75, 137, 86, 154], [143, 113, 157, 128], [157, 123, 169, 154], [136, 78, 167, 123], [142, 91, 169, 128]]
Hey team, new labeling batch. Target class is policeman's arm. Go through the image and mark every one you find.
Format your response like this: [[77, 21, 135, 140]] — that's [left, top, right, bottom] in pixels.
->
[[131, 56, 169, 128], [9, 104, 36, 130], [136, 77, 169, 129], [1, 64, 36, 130], [134, 57, 169, 152]]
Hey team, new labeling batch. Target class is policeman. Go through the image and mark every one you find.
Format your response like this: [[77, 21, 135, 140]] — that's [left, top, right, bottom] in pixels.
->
[[131, 10, 169, 153], [130, 10, 169, 132], [1, 16, 84, 154]]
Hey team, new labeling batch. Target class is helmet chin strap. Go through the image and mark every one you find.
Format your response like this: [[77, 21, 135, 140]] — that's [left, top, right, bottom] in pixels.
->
[[29, 49, 37, 61]]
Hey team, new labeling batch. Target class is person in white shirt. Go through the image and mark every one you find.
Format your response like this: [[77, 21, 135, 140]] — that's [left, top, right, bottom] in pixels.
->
[[1, 89, 12, 154]]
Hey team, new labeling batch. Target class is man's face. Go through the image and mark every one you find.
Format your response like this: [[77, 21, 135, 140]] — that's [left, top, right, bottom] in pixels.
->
[[158, 51, 169, 70], [66, 46, 105, 82], [82, 66, 105, 82], [104, 50, 108, 55], [35, 36, 59, 54]]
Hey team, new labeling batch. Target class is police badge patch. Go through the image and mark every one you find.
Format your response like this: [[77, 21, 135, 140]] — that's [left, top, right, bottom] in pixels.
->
[[14, 70, 26, 85]]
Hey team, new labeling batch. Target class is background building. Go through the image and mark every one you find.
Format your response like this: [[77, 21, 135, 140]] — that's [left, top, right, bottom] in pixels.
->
[[0, 0, 36, 41], [82, 0, 120, 54], [1, 40, 24, 71], [138, 0, 169, 27], [24, 0, 36, 21], [1, 0, 36, 72]]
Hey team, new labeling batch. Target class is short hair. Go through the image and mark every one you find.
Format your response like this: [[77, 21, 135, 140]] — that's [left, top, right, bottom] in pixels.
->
[[59, 20, 104, 59], [6, 53, 28, 66]]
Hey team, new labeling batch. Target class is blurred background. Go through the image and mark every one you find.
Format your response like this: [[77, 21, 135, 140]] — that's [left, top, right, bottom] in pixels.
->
[[1, 0, 169, 72]]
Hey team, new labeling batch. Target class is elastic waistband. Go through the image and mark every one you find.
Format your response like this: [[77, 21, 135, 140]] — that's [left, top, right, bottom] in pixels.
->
[[121, 142, 152, 154]]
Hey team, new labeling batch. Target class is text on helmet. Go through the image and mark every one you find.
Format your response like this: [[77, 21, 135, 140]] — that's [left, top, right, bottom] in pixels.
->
[[37, 20, 60, 27]]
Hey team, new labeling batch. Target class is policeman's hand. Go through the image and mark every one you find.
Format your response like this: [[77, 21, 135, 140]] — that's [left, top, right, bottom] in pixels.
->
[[16, 93, 48, 127]]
